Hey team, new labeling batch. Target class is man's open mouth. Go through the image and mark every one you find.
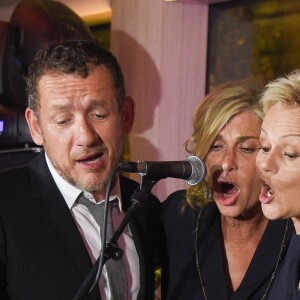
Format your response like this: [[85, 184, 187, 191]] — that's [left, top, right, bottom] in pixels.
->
[[77, 153, 103, 164]]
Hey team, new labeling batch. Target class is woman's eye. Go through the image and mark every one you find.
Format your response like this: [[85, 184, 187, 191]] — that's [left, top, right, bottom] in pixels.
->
[[210, 144, 222, 151], [258, 146, 270, 153], [240, 147, 256, 153], [284, 152, 297, 160]]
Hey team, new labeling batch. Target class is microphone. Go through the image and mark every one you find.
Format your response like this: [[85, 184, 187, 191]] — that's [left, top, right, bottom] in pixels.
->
[[117, 156, 206, 185]]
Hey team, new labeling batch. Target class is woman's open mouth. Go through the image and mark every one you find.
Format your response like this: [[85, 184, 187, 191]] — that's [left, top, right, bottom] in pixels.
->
[[215, 180, 240, 206], [259, 182, 274, 204]]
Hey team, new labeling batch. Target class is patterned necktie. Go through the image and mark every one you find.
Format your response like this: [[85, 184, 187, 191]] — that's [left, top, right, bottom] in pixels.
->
[[77, 193, 128, 300]]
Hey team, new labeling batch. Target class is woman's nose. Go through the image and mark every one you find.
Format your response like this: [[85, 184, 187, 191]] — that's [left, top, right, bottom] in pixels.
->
[[256, 150, 275, 174], [221, 149, 237, 173]]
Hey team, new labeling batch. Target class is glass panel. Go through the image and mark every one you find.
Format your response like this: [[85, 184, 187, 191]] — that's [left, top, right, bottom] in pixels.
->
[[89, 22, 111, 50], [207, 0, 300, 91]]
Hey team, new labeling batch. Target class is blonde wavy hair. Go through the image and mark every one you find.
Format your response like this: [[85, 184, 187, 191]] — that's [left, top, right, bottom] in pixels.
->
[[260, 69, 300, 112], [185, 78, 264, 210]]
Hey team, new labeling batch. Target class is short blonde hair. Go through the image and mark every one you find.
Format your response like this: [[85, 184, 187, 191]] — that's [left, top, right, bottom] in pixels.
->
[[260, 69, 300, 112], [185, 78, 264, 210]]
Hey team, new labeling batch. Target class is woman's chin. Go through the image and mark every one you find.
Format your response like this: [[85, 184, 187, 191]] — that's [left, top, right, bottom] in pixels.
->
[[261, 204, 281, 220]]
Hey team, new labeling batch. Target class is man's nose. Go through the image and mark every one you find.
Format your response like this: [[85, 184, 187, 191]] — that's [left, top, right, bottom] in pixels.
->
[[74, 117, 100, 146]]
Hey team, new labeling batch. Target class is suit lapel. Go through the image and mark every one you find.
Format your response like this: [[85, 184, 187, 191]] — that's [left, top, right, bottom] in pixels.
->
[[28, 153, 95, 279]]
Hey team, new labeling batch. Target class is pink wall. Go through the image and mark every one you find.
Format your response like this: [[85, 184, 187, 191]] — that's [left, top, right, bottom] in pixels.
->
[[110, 0, 209, 201]]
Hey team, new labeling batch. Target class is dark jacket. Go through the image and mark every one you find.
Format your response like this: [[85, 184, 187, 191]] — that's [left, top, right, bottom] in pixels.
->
[[162, 190, 294, 300], [0, 152, 162, 300], [265, 232, 300, 300]]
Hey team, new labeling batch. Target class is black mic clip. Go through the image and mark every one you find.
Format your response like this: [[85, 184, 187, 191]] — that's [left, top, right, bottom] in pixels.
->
[[103, 242, 124, 261]]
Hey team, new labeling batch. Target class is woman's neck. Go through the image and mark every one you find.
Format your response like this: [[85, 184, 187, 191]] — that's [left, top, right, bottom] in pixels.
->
[[221, 209, 268, 243], [221, 210, 269, 292]]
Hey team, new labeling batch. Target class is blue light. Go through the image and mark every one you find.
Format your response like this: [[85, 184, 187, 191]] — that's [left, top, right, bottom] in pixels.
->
[[0, 120, 3, 133]]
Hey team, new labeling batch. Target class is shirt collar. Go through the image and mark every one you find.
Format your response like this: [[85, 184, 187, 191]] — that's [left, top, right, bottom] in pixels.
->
[[45, 154, 123, 211]]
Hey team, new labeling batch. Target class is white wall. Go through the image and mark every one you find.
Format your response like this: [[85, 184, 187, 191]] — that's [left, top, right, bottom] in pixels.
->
[[110, 0, 209, 200]]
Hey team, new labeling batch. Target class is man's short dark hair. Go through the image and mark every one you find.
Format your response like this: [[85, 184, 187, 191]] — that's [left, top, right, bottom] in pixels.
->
[[26, 40, 125, 113]]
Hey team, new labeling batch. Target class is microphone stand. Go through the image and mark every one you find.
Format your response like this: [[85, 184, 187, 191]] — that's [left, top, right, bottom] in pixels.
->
[[72, 176, 158, 300]]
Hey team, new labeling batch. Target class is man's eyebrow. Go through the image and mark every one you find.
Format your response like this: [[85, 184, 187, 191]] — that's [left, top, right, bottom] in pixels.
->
[[50, 99, 108, 110]]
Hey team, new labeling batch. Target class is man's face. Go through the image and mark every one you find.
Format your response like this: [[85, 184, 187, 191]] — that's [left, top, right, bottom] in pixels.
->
[[26, 66, 134, 200]]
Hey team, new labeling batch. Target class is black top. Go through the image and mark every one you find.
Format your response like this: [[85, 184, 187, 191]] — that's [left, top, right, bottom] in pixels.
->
[[161, 190, 294, 300], [266, 232, 300, 300]]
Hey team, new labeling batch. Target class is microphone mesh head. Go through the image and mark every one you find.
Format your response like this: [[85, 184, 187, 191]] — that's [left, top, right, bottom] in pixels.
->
[[185, 156, 206, 185]]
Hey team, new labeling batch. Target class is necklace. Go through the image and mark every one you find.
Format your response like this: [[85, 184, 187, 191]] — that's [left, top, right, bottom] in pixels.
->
[[194, 209, 290, 300]]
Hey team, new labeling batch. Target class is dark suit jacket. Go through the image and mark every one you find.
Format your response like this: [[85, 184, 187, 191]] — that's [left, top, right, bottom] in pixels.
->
[[0, 152, 162, 300], [162, 190, 294, 300]]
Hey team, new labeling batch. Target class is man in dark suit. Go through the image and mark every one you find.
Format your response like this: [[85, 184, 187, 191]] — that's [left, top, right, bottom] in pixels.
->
[[0, 40, 162, 299]]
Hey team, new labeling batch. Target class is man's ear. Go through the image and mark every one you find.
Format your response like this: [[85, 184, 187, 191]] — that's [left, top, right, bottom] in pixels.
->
[[25, 108, 44, 146], [122, 96, 135, 134]]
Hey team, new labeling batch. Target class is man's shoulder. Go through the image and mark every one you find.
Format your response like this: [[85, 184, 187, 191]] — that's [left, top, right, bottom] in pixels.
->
[[0, 165, 32, 212], [0, 152, 48, 201], [0, 164, 30, 184]]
